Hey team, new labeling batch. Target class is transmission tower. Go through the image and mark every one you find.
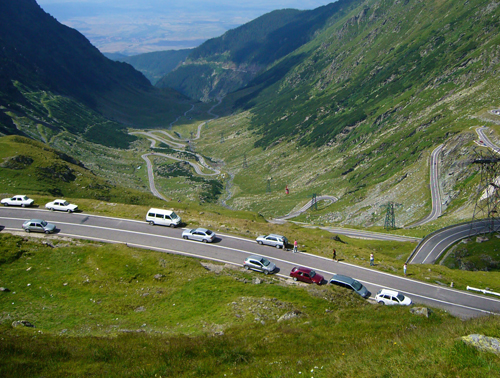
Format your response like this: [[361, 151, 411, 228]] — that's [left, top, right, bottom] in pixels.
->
[[266, 177, 272, 193], [311, 193, 318, 211], [380, 202, 401, 230], [469, 148, 500, 237]]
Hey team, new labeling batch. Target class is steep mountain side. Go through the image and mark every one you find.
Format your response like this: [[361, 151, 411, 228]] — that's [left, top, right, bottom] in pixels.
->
[[157, 0, 364, 101], [188, 0, 500, 226], [0, 0, 192, 140], [108, 50, 192, 85]]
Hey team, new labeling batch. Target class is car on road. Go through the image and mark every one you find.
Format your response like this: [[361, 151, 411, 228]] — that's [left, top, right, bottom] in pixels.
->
[[243, 255, 277, 275], [22, 219, 56, 234], [146, 208, 182, 227], [329, 274, 370, 298], [45, 199, 78, 213], [1, 195, 34, 207], [375, 289, 412, 306], [290, 266, 324, 285], [256, 234, 288, 249], [182, 228, 216, 243]]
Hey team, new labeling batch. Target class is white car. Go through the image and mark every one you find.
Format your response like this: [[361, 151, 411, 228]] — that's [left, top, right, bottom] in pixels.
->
[[256, 234, 288, 249], [1, 195, 34, 207], [375, 289, 412, 306], [45, 199, 78, 213]]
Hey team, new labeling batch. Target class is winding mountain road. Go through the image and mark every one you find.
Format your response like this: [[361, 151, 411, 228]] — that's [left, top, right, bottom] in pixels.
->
[[1, 207, 498, 319]]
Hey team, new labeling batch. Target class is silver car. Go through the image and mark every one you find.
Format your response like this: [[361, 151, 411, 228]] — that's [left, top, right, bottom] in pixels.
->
[[256, 234, 288, 249], [22, 219, 56, 234], [182, 228, 216, 243], [329, 274, 370, 298], [243, 255, 277, 275]]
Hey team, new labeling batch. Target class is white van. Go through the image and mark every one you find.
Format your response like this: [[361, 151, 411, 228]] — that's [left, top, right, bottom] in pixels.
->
[[146, 208, 182, 227]]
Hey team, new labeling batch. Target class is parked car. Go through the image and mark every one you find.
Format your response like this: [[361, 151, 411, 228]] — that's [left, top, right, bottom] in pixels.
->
[[243, 255, 277, 275], [146, 208, 181, 227], [375, 289, 412, 306], [45, 199, 78, 213], [329, 274, 370, 298], [1, 195, 34, 207], [182, 228, 216, 243], [290, 266, 324, 285], [22, 219, 56, 234], [256, 234, 288, 249]]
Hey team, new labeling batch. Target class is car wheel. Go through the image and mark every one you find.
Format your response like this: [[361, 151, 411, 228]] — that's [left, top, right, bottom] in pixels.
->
[[183, 235, 188, 240], [244, 265, 249, 270], [67, 209, 72, 213], [378, 301, 385, 305], [293, 277, 297, 281], [258, 241, 263, 245], [202, 239, 208, 243], [149, 221, 155, 226], [50, 207, 54, 211], [45, 230, 50, 234], [170, 223, 175, 228], [21, 204, 26, 208], [276, 244, 280, 248], [264, 270, 269, 275], [25, 228, 30, 233], [3, 203, 8, 206]]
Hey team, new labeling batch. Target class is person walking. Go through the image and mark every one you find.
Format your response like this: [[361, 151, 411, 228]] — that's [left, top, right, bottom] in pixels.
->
[[370, 253, 374, 266], [403, 263, 407, 276], [332, 248, 337, 262], [293, 239, 298, 253]]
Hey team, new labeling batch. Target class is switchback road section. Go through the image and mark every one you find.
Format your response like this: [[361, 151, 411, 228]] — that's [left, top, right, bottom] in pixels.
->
[[1, 207, 499, 319]]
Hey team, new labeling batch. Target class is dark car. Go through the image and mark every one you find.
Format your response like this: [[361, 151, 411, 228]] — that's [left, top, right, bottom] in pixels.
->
[[290, 266, 324, 285], [329, 274, 370, 298]]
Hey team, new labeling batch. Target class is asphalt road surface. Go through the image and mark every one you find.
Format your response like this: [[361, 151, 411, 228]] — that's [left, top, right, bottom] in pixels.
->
[[1, 207, 499, 319]]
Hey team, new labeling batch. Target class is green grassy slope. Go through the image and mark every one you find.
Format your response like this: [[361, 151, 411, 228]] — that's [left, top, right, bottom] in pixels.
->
[[0, 234, 499, 377]]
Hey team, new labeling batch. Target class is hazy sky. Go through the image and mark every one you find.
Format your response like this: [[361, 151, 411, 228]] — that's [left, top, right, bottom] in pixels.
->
[[37, 0, 336, 55]]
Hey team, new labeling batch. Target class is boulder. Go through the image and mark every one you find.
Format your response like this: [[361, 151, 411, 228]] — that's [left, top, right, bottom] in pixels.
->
[[462, 334, 500, 355], [410, 307, 431, 318], [277, 310, 302, 322], [0, 287, 10, 292], [12, 320, 35, 328]]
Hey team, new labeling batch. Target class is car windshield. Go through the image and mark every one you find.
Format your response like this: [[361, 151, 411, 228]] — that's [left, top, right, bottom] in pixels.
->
[[62, 201, 69, 206], [396, 294, 405, 301], [310, 270, 316, 278], [22, 196, 29, 200], [40, 221, 47, 227], [260, 258, 270, 267], [205, 230, 213, 235], [352, 280, 362, 291], [171, 212, 179, 219]]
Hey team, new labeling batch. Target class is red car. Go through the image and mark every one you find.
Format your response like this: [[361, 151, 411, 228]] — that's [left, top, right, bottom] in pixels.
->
[[290, 267, 324, 285]]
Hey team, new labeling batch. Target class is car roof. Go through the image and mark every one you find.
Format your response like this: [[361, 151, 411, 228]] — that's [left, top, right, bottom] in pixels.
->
[[267, 234, 285, 238], [330, 274, 356, 284], [27, 219, 45, 223], [246, 255, 265, 261], [194, 228, 208, 232], [377, 289, 400, 296], [295, 266, 313, 273]]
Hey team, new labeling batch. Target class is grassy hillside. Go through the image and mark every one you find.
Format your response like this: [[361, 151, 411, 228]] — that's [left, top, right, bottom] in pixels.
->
[[0, 233, 499, 377], [157, 1, 363, 101]]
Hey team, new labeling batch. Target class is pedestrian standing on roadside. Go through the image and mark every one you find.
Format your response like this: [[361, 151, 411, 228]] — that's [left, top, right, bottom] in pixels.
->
[[293, 239, 298, 253], [332, 248, 337, 261], [404, 263, 407, 276], [370, 253, 374, 266]]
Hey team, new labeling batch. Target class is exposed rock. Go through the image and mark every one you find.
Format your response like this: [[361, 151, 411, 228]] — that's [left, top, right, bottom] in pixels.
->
[[277, 310, 302, 322], [12, 320, 35, 328], [0, 287, 10, 292], [253, 278, 262, 285], [134, 306, 146, 312], [410, 307, 431, 317], [461, 334, 500, 355], [154, 274, 165, 280]]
